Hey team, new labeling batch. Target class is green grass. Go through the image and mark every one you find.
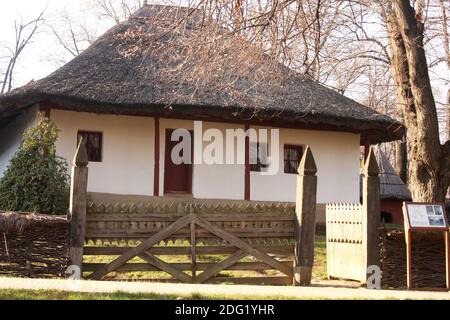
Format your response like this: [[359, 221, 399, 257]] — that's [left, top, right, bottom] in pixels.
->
[[0, 289, 376, 300], [0, 289, 304, 300], [313, 235, 327, 280]]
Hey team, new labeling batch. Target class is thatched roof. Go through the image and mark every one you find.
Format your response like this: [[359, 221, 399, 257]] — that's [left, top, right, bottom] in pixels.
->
[[360, 148, 412, 201], [0, 4, 404, 143], [0, 211, 68, 233], [376, 148, 412, 201]]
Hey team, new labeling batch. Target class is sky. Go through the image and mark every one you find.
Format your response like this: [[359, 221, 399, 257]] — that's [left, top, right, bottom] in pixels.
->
[[0, 0, 448, 138], [0, 0, 106, 86]]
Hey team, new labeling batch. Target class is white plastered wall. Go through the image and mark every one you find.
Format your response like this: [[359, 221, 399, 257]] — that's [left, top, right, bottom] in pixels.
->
[[51, 111, 360, 204], [51, 109, 155, 196], [0, 105, 38, 176], [250, 126, 361, 204]]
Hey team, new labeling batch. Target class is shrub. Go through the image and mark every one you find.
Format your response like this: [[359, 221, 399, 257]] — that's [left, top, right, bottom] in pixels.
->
[[0, 117, 70, 215]]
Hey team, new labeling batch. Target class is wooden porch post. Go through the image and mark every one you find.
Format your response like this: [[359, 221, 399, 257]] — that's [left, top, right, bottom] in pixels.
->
[[362, 146, 380, 284], [154, 117, 160, 196], [244, 124, 250, 201], [68, 139, 89, 275], [294, 146, 317, 286]]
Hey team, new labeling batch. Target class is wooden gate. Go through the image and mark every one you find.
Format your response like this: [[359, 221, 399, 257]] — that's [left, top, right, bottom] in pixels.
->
[[325, 148, 381, 284], [83, 202, 296, 285], [326, 203, 365, 282]]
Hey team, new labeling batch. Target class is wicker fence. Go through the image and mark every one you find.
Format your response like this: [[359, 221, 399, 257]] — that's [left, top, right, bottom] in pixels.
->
[[0, 211, 69, 278], [381, 229, 447, 289]]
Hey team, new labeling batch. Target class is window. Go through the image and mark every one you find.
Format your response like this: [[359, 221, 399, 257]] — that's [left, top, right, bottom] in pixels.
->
[[250, 142, 268, 172], [77, 131, 102, 162], [284, 145, 304, 174]]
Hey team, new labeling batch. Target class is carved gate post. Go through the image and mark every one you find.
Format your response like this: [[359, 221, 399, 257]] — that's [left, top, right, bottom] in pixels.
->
[[68, 139, 89, 275], [362, 147, 380, 284], [294, 146, 317, 286]]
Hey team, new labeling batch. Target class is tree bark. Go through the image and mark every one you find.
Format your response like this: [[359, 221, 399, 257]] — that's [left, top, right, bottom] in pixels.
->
[[387, 0, 449, 202]]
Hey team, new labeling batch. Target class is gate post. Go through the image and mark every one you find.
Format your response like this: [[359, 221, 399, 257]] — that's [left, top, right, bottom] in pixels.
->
[[68, 139, 89, 276], [362, 147, 380, 284], [294, 146, 317, 286]]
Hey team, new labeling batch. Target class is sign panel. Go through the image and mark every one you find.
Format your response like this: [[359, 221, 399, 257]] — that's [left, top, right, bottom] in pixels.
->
[[402, 202, 450, 290], [404, 203, 448, 229]]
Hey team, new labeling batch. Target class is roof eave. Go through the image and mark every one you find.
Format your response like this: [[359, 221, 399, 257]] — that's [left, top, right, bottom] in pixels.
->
[[0, 94, 405, 144]]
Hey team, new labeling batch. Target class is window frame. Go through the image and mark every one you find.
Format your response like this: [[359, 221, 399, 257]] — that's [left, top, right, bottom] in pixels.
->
[[250, 142, 269, 172], [77, 130, 103, 163], [283, 144, 304, 174]]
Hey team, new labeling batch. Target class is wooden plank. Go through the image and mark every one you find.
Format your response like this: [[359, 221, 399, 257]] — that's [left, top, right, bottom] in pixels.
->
[[207, 276, 292, 286], [86, 214, 295, 222], [196, 250, 248, 283], [75, 277, 291, 285], [446, 231, 450, 290], [245, 123, 250, 200], [86, 227, 294, 233], [85, 228, 294, 238], [362, 147, 380, 284], [83, 245, 295, 256], [153, 116, 160, 196], [294, 146, 317, 286], [87, 214, 194, 280], [83, 261, 294, 272], [68, 140, 89, 272], [83, 263, 158, 272], [194, 215, 293, 277], [139, 252, 192, 283], [190, 221, 196, 283]]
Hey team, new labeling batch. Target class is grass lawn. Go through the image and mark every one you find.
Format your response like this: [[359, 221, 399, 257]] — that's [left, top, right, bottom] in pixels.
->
[[313, 235, 327, 280], [0, 289, 374, 300], [0, 289, 301, 300]]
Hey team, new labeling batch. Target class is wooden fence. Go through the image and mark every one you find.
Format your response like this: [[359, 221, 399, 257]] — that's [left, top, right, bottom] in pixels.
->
[[83, 202, 296, 284], [0, 211, 69, 278], [326, 147, 381, 283], [68, 141, 319, 286]]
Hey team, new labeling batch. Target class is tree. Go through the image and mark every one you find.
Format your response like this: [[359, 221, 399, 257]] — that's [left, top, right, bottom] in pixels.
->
[[95, 0, 144, 23], [386, 0, 449, 202], [0, 11, 45, 94], [0, 116, 70, 215], [50, 11, 97, 64]]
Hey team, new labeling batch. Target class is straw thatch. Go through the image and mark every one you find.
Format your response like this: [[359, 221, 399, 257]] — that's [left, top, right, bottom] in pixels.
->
[[376, 148, 412, 201], [0, 4, 403, 143], [0, 211, 68, 234]]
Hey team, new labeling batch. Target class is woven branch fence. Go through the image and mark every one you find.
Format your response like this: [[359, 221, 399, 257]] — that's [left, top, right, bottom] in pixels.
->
[[381, 229, 446, 289], [0, 211, 69, 278]]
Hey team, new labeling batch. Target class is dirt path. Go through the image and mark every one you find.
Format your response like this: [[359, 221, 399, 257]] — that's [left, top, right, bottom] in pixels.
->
[[0, 277, 449, 299]]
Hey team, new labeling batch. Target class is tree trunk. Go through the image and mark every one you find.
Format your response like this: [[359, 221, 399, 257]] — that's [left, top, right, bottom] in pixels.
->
[[395, 140, 407, 184], [387, 0, 449, 202]]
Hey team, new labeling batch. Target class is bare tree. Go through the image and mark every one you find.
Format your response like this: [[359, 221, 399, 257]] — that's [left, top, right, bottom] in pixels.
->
[[95, 0, 144, 23], [50, 11, 97, 64], [386, 0, 449, 202], [436, 0, 449, 141], [0, 11, 45, 94]]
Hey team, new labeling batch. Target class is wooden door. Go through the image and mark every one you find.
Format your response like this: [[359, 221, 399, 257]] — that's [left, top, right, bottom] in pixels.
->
[[164, 129, 193, 195]]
